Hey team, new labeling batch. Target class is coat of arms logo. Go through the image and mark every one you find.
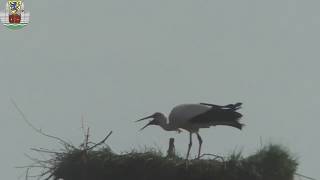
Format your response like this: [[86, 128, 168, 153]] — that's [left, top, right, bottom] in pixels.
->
[[0, 0, 30, 30]]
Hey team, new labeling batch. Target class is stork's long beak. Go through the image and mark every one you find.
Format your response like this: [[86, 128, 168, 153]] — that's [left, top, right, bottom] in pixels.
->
[[139, 121, 153, 131], [136, 114, 155, 131], [135, 115, 154, 122]]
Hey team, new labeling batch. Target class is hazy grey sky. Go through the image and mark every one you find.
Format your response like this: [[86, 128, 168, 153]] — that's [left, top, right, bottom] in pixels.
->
[[0, 0, 319, 179]]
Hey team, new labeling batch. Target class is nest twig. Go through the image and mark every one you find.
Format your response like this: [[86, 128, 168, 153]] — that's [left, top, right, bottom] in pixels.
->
[[12, 99, 113, 180]]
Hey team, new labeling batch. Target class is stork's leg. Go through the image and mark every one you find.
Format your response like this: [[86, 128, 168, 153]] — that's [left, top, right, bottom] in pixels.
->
[[186, 132, 193, 159], [196, 132, 203, 159]]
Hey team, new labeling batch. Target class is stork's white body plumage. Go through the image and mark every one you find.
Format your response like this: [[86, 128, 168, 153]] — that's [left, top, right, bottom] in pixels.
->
[[168, 104, 211, 131], [136, 102, 243, 159]]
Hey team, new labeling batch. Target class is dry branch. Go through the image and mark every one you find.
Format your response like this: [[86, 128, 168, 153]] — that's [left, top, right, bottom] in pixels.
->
[[11, 99, 73, 148], [12, 99, 114, 180], [85, 131, 113, 151]]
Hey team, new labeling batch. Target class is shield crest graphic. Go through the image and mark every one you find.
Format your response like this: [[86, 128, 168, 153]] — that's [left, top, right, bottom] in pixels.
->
[[0, 0, 30, 30]]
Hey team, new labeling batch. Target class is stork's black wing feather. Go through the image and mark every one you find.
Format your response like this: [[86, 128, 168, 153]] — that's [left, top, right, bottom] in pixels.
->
[[200, 102, 242, 110], [191, 105, 243, 130]]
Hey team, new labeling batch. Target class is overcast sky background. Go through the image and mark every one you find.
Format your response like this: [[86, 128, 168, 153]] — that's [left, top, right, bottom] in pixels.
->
[[0, 0, 319, 179]]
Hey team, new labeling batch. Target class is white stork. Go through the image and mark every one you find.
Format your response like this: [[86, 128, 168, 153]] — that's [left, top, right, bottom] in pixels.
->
[[136, 102, 244, 159]]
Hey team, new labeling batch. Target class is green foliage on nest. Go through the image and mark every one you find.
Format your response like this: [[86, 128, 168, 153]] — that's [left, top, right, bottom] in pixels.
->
[[50, 144, 297, 180]]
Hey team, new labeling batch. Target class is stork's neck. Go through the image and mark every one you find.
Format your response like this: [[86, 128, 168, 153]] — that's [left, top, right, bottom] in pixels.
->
[[158, 115, 176, 131]]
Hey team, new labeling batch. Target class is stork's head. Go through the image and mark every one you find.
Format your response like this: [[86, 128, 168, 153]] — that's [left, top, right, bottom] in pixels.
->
[[136, 112, 166, 131]]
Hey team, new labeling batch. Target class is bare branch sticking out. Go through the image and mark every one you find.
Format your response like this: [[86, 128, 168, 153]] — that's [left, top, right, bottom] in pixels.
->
[[11, 99, 74, 149]]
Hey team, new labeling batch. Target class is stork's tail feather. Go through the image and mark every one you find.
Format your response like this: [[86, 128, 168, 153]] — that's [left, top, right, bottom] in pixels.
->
[[200, 102, 242, 111], [221, 119, 244, 130], [235, 123, 245, 130], [211, 121, 244, 130], [225, 102, 242, 110]]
